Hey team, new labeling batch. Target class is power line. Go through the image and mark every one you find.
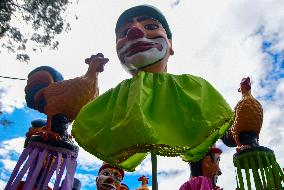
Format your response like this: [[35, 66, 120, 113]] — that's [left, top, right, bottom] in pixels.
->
[[0, 75, 27, 81]]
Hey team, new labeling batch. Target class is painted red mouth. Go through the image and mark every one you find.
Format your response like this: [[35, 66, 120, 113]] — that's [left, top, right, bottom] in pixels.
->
[[127, 42, 154, 56], [101, 183, 116, 190], [122, 41, 163, 58]]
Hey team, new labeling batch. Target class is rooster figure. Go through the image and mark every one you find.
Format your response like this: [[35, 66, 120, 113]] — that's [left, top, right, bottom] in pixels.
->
[[136, 175, 149, 190], [231, 77, 263, 152], [25, 53, 108, 141]]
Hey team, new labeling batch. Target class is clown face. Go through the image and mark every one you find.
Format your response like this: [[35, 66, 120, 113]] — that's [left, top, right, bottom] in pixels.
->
[[211, 153, 222, 186], [202, 153, 222, 187], [116, 16, 174, 74], [96, 167, 123, 190]]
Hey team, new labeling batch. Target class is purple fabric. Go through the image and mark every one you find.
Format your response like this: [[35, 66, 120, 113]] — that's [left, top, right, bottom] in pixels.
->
[[10, 148, 39, 190], [61, 155, 77, 190], [4, 147, 32, 190], [179, 176, 213, 190], [61, 156, 72, 190], [56, 153, 62, 177], [67, 159, 77, 190], [23, 149, 47, 190], [5, 141, 78, 190], [25, 158, 36, 184], [42, 156, 59, 189], [53, 158, 67, 190], [36, 153, 52, 188]]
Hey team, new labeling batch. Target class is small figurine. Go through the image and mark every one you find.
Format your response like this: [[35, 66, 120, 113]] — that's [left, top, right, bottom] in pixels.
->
[[230, 77, 284, 189], [179, 145, 223, 190], [136, 175, 149, 190], [96, 162, 125, 190], [231, 77, 263, 152], [25, 54, 107, 140]]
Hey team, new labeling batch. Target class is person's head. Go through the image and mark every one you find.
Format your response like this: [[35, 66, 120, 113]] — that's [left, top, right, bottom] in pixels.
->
[[96, 163, 125, 190], [115, 5, 174, 75], [189, 145, 222, 187]]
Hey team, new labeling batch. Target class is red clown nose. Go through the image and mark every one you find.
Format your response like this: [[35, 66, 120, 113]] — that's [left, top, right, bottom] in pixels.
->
[[127, 27, 145, 41]]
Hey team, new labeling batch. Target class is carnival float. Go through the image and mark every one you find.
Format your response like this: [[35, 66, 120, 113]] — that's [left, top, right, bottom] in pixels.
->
[[4, 4, 284, 190]]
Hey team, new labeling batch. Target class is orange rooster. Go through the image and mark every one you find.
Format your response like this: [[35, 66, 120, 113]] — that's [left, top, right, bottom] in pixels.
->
[[231, 77, 263, 152], [25, 53, 108, 140], [136, 175, 149, 190]]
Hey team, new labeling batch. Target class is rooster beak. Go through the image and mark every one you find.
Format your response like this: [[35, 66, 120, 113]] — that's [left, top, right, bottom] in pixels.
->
[[238, 88, 241, 92], [85, 58, 90, 65]]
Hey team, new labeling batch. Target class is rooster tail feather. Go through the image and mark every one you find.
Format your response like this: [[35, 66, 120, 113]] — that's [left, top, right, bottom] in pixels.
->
[[25, 83, 48, 111], [25, 66, 63, 113]]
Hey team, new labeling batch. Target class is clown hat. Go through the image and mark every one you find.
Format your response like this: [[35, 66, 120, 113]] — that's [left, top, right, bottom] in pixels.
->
[[209, 144, 222, 154], [115, 5, 172, 39]]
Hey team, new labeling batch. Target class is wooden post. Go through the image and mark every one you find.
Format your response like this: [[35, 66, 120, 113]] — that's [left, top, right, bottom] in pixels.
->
[[151, 151, 158, 190]]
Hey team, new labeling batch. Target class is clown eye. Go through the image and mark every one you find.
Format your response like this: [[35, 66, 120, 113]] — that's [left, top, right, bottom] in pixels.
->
[[144, 23, 159, 30], [102, 171, 110, 176], [114, 174, 122, 182]]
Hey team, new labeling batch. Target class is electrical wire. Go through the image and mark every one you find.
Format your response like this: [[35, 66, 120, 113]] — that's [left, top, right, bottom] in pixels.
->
[[0, 75, 27, 81]]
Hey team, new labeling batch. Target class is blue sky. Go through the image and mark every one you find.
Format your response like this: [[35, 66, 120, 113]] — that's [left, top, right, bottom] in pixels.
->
[[1, 0, 284, 189]]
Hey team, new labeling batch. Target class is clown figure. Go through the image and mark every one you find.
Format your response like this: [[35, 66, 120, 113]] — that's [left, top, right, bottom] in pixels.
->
[[179, 145, 223, 190], [96, 163, 125, 190], [72, 5, 232, 172]]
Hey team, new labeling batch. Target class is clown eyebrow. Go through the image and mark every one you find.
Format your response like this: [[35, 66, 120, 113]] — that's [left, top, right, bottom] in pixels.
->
[[123, 16, 159, 25], [137, 16, 159, 23]]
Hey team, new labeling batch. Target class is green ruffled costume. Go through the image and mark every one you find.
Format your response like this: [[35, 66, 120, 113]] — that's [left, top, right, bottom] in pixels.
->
[[72, 72, 233, 171]]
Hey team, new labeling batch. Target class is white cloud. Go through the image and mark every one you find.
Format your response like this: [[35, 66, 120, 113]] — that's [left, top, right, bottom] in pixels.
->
[[74, 173, 97, 187], [0, 137, 25, 157], [0, 179, 6, 189], [158, 169, 189, 190], [76, 145, 103, 171], [0, 159, 17, 173], [131, 155, 188, 176], [0, 84, 25, 113], [217, 148, 237, 189], [0, 137, 25, 184]]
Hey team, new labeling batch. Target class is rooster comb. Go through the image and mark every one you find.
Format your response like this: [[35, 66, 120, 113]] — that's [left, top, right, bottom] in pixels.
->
[[240, 77, 251, 85]]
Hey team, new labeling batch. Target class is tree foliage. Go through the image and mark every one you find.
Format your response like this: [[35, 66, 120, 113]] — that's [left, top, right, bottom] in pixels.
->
[[0, 0, 75, 62]]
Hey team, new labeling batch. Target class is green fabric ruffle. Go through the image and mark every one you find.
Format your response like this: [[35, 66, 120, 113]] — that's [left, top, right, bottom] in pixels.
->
[[72, 72, 233, 171]]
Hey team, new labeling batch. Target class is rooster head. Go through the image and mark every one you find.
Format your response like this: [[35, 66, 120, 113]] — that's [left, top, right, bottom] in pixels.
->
[[138, 175, 149, 184], [238, 77, 251, 93]]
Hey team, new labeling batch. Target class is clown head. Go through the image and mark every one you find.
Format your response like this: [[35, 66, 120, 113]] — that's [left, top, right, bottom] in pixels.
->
[[115, 5, 174, 75], [190, 145, 222, 187], [96, 163, 124, 190]]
